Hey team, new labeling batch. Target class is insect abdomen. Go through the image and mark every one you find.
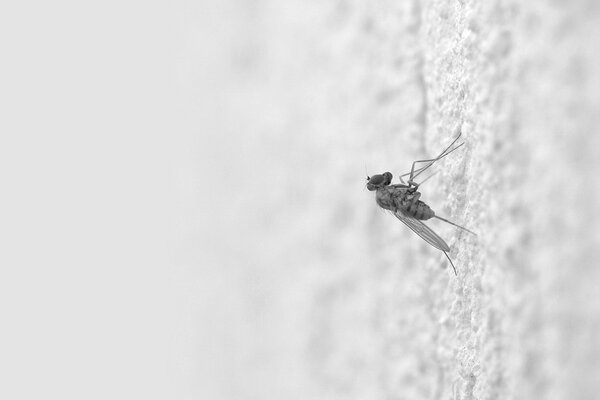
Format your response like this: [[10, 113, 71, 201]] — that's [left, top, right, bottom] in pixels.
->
[[406, 200, 434, 220]]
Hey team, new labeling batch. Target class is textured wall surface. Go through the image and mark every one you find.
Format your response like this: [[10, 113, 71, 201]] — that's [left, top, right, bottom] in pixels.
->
[[4, 1, 598, 399], [202, 1, 600, 399]]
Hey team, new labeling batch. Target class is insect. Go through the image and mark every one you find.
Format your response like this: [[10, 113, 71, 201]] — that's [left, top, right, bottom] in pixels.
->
[[366, 132, 475, 275]]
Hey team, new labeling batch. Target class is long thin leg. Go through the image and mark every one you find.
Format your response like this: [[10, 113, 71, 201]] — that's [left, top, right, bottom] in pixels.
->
[[398, 132, 464, 185], [399, 160, 439, 185], [398, 146, 461, 185], [401, 141, 464, 185], [399, 156, 443, 184], [410, 171, 438, 187], [411, 143, 463, 182], [443, 251, 457, 275], [434, 215, 477, 235]]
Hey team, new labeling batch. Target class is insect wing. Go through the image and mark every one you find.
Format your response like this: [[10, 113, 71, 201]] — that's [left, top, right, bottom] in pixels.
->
[[393, 210, 450, 252]]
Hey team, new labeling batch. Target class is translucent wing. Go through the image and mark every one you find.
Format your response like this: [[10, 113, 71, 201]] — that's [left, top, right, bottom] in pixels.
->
[[393, 209, 450, 252]]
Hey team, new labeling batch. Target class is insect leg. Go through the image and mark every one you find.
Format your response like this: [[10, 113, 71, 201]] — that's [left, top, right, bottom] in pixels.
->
[[399, 132, 464, 185], [443, 251, 458, 275], [434, 215, 477, 235], [398, 162, 442, 184], [411, 171, 439, 187], [401, 142, 464, 185]]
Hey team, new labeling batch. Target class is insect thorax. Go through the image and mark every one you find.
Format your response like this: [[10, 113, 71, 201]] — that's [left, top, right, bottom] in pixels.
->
[[375, 186, 408, 211]]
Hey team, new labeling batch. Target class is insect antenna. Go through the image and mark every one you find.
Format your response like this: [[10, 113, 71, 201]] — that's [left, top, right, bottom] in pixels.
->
[[443, 251, 458, 275], [434, 215, 477, 235]]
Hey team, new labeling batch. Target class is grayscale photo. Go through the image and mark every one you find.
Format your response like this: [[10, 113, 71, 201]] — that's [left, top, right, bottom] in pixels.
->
[[2, 1, 599, 399]]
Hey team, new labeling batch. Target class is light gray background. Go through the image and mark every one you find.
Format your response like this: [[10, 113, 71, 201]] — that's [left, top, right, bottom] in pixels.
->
[[1, 1, 599, 399]]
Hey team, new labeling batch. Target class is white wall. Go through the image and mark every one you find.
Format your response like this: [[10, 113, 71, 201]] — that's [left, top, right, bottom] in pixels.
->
[[2, 1, 599, 399]]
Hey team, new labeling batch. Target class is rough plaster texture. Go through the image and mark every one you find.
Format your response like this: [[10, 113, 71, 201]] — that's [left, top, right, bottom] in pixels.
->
[[201, 1, 600, 399], [7, 1, 599, 399]]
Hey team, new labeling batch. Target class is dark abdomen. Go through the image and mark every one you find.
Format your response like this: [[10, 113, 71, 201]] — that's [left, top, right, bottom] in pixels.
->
[[406, 200, 434, 220]]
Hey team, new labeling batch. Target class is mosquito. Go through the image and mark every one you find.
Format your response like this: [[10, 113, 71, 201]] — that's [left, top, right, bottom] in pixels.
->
[[366, 132, 475, 275]]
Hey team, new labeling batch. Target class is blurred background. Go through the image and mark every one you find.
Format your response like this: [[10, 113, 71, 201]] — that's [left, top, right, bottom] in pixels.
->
[[1, 1, 599, 399]]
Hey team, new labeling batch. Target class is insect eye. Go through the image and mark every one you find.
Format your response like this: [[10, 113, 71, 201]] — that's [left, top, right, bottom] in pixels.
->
[[383, 172, 393, 183], [368, 174, 383, 184]]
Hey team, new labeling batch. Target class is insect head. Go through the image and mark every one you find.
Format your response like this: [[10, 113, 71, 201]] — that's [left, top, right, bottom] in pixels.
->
[[366, 172, 393, 191]]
